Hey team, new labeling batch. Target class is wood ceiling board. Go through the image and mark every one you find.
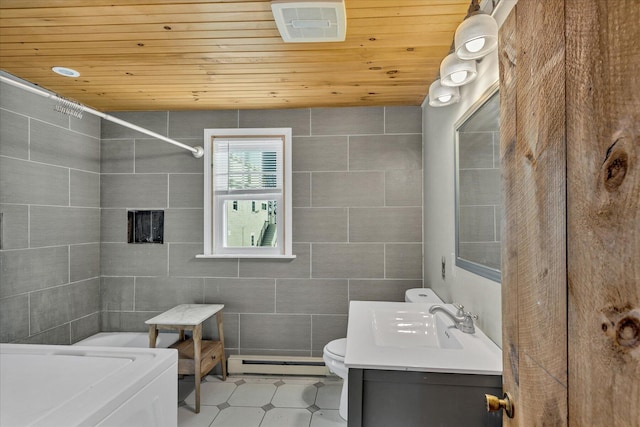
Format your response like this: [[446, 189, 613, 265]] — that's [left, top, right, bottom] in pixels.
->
[[0, 0, 470, 110]]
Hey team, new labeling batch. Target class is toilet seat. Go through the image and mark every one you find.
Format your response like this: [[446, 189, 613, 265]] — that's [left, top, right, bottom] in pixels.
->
[[324, 338, 346, 360]]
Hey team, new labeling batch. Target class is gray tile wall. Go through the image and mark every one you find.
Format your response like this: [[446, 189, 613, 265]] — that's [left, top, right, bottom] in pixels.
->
[[0, 81, 101, 344], [457, 129, 502, 270], [101, 106, 423, 356]]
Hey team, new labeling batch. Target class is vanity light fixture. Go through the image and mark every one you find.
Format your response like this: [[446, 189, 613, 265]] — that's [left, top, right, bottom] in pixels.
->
[[439, 52, 478, 87], [428, 79, 460, 107], [454, 2, 498, 60]]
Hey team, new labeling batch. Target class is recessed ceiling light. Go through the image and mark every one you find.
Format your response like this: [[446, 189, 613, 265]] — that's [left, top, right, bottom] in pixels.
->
[[51, 66, 80, 77]]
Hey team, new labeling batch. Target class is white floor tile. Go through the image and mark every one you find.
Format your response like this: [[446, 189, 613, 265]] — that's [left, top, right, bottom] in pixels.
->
[[185, 381, 237, 406], [210, 407, 265, 427], [310, 410, 347, 427], [314, 384, 341, 410], [259, 408, 312, 427], [272, 384, 318, 408], [178, 405, 220, 427], [228, 383, 277, 407]]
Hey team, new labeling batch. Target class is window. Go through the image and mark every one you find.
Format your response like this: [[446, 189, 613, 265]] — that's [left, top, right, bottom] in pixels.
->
[[200, 128, 294, 258]]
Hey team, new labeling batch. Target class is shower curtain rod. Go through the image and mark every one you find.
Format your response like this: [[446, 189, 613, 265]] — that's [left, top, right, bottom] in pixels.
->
[[0, 74, 204, 158]]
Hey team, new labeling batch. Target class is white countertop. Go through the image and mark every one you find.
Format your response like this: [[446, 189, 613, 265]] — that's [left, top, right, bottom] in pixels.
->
[[344, 301, 502, 376], [145, 304, 224, 326]]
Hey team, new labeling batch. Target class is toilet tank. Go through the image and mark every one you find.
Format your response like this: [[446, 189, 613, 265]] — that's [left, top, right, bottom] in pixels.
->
[[405, 288, 444, 304]]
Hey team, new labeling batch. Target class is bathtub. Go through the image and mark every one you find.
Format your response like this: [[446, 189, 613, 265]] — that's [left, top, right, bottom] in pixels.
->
[[0, 343, 177, 427], [74, 332, 179, 349]]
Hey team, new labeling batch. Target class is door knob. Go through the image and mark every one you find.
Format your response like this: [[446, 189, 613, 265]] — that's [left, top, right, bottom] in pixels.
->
[[485, 392, 514, 418]]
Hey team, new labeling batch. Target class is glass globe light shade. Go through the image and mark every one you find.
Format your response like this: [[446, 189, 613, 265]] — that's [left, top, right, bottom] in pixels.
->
[[440, 53, 477, 87], [454, 13, 498, 60], [428, 79, 460, 107]]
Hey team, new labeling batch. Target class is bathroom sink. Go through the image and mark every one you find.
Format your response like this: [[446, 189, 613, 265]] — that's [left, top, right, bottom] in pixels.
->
[[371, 308, 462, 349], [344, 301, 502, 375]]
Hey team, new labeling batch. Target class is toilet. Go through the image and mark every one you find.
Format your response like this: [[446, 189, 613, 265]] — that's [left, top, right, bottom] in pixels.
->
[[323, 288, 444, 420]]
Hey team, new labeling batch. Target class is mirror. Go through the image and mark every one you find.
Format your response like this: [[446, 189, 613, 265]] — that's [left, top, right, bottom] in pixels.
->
[[455, 84, 501, 282]]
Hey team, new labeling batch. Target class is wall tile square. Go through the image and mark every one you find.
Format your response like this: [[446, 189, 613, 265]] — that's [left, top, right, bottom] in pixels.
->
[[101, 242, 168, 276], [349, 208, 422, 242], [101, 208, 127, 243], [70, 312, 101, 343], [458, 131, 494, 169], [349, 134, 422, 171], [240, 314, 311, 350], [459, 169, 501, 205], [101, 277, 135, 311], [311, 107, 383, 135], [30, 119, 100, 172], [292, 208, 347, 242], [135, 138, 203, 173], [239, 243, 310, 278], [70, 243, 100, 282], [0, 108, 29, 159], [169, 243, 238, 277], [459, 242, 501, 271], [101, 111, 168, 139], [0, 246, 69, 298], [134, 277, 204, 311], [349, 279, 422, 302], [0, 204, 28, 249], [169, 174, 203, 208], [0, 294, 29, 342], [164, 209, 204, 243], [292, 136, 347, 171], [204, 278, 275, 313], [102, 311, 156, 332], [385, 170, 422, 206], [0, 157, 69, 206], [203, 312, 239, 348], [312, 244, 384, 278], [30, 278, 100, 334], [385, 244, 423, 279], [311, 171, 384, 207], [70, 112, 101, 138], [169, 110, 239, 138], [292, 172, 311, 207], [459, 206, 496, 242], [101, 139, 134, 173], [239, 109, 310, 136], [70, 170, 100, 207], [384, 106, 422, 134], [30, 206, 100, 247], [311, 314, 348, 354], [276, 279, 348, 314], [101, 174, 168, 208], [0, 81, 69, 128], [17, 324, 70, 345]]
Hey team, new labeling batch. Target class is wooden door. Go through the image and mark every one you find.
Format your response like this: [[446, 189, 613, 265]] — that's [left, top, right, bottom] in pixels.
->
[[499, 1, 639, 425], [566, 1, 640, 425]]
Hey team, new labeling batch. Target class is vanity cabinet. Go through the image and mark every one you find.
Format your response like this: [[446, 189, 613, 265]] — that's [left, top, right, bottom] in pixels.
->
[[348, 369, 502, 427]]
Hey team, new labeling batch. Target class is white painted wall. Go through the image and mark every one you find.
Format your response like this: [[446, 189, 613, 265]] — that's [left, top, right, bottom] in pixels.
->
[[422, 0, 516, 348]]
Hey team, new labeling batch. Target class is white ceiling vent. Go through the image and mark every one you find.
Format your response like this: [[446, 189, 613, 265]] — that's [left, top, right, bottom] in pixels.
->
[[271, 0, 346, 43]]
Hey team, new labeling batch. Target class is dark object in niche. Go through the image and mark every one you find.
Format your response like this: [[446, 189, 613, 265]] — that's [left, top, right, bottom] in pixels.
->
[[127, 210, 164, 243]]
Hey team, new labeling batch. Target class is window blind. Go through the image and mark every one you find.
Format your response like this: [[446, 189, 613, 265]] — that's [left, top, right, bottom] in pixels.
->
[[213, 138, 283, 194]]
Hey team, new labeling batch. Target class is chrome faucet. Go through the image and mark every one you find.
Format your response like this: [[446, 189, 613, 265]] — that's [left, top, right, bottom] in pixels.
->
[[429, 304, 477, 334]]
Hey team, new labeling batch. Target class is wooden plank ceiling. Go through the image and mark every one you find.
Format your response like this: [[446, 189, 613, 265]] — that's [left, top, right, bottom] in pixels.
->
[[0, 0, 471, 111]]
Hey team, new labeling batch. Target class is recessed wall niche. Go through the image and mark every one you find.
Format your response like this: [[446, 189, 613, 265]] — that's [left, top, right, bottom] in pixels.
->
[[127, 210, 164, 244]]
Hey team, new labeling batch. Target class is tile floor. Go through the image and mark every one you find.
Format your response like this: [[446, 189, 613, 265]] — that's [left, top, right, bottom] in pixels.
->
[[177, 375, 347, 427]]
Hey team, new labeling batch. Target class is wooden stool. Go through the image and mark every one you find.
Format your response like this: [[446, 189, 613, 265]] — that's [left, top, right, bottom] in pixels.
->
[[146, 304, 226, 413]]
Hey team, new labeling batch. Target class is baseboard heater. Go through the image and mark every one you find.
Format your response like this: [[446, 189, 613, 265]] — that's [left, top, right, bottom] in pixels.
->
[[228, 355, 329, 376]]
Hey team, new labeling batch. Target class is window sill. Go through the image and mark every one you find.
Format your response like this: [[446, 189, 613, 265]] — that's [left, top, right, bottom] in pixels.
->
[[195, 254, 297, 260]]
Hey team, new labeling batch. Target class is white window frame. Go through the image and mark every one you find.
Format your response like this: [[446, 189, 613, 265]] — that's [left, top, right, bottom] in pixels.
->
[[198, 128, 294, 259]]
